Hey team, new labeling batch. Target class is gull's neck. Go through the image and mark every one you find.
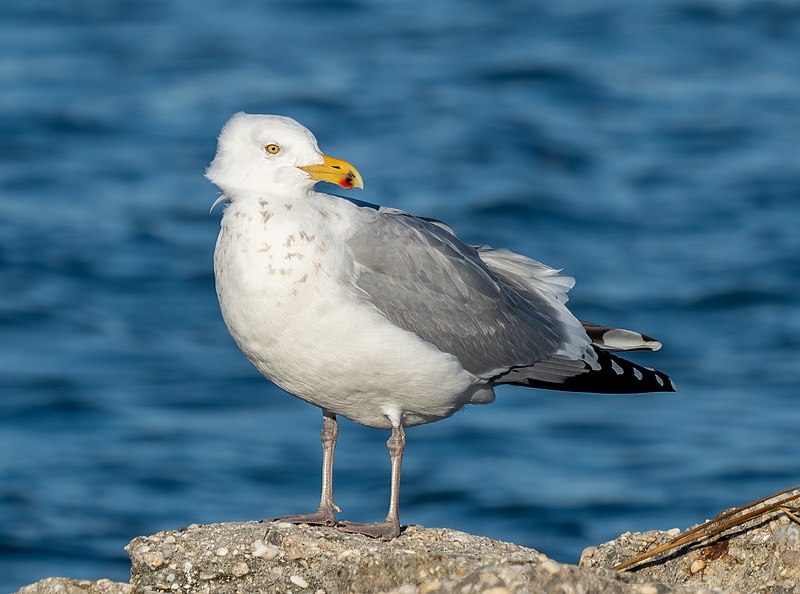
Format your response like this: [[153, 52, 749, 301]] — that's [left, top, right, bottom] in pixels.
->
[[223, 183, 315, 205]]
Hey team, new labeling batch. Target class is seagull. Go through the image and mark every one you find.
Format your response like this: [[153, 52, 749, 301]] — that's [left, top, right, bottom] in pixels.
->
[[207, 113, 675, 540]]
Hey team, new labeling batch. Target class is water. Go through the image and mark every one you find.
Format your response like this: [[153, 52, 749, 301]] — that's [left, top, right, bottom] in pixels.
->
[[2, 0, 800, 590]]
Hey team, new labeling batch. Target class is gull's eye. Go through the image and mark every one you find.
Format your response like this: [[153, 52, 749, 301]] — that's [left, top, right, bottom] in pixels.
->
[[264, 143, 281, 155]]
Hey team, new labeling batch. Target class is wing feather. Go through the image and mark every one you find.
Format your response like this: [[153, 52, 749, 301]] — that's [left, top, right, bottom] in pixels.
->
[[346, 209, 587, 378]]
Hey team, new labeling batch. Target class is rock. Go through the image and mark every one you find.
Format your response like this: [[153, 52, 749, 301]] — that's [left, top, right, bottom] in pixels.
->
[[14, 577, 131, 594], [126, 522, 680, 594], [689, 559, 705, 574], [580, 494, 800, 594], [15, 492, 800, 594]]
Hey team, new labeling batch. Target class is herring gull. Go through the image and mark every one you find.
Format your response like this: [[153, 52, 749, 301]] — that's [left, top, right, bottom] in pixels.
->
[[207, 113, 675, 540]]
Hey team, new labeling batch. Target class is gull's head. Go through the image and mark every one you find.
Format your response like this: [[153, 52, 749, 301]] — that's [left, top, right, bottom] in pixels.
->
[[206, 113, 363, 198]]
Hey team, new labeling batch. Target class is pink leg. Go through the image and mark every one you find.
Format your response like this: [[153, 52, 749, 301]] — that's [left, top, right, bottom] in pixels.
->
[[338, 424, 405, 540], [269, 410, 339, 526]]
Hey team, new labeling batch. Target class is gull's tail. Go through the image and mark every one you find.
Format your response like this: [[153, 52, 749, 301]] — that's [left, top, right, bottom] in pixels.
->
[[473, 246, 674, 393], [493, 321, 675, 394]]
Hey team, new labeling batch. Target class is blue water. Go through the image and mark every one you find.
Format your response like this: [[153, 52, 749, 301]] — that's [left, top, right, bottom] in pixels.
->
[[2, 0, 800, 590]]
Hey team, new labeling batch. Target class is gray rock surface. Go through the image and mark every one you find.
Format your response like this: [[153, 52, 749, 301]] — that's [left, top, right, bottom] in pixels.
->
[[14, 577, 131, 594], [16, 497, 800, 594], [126, 522, 680, 594], [581, 502, 800, 594]]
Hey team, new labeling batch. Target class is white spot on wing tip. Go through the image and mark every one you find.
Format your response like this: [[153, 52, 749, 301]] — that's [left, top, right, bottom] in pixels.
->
[[601, 329, 662, 351], [633, 368, 643, 380], [655, 375, 664, 387]]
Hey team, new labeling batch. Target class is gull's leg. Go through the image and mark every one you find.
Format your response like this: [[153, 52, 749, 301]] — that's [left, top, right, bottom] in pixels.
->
[[338, 424, 405, 540], [268, 410, 339, 526]]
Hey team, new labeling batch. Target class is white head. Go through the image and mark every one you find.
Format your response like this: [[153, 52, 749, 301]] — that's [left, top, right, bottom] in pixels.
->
[[206, 113, 363, 198]]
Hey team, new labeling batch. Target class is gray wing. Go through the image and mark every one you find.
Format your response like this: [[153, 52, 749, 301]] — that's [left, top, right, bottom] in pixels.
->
[[346, 209, 588, 379]]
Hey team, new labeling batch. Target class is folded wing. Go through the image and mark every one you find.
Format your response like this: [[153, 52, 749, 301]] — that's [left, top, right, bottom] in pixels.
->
[[346, 207, 675, 393]]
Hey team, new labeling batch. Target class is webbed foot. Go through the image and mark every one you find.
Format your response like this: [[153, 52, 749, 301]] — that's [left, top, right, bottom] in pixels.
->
[[337, 519, 401, 540], [266, 505, 338, 527]]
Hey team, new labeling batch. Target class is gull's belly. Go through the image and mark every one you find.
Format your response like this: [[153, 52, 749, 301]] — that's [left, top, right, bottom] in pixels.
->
[[214, 208, 485, 428]]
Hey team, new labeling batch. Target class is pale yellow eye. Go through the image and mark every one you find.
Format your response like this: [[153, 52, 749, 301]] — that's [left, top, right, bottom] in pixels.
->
[[264, 143, 281, 155]]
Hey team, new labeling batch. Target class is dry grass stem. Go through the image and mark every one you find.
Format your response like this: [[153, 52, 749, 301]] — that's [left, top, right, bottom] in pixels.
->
[[612, 485, 800, 572], [780, 506, 800, 524]]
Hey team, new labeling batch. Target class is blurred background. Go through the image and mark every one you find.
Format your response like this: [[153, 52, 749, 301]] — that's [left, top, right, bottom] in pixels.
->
[[2, 0, 799, 590]]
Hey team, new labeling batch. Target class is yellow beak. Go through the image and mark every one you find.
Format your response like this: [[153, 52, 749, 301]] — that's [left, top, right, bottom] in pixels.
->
[[298, 154, 364, 190]]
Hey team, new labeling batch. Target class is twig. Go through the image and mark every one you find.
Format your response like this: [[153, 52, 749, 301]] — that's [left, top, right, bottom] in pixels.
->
[[613, 485, 800, 572]]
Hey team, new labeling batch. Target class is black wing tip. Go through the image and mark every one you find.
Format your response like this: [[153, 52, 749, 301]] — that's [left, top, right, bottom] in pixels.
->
[[509, 350, 677, 395]]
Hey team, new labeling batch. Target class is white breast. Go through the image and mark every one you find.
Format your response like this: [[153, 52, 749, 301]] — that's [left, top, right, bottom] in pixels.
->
[[214, 194, 488, 429]]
